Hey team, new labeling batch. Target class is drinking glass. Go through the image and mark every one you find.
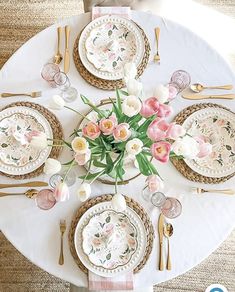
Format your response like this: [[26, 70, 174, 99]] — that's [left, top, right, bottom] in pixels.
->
[[170, 70, 191, 92], [49, 169, 77, 188], [53, 72, 78, 102], [35, 189, 57, 210], [150, 192, 182, 219], [41, 63, 60, 87]]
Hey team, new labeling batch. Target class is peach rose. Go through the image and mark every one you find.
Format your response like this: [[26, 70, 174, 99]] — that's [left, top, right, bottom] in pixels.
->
[[82, 122, 100, 140]]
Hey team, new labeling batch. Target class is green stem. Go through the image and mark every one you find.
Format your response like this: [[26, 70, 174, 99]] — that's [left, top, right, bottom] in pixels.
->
[[82, 158, 92, 184], [115, 173, 118, 194], [64, 105, 91, 121], [63, 159, 75, 182], [90, 169, 106, 184], [48, 144, 64, 147]]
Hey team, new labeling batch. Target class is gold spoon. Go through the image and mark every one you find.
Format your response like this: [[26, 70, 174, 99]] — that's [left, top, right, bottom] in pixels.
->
[[0, 189, 39, 198], [164, 223, 174, 270], [190, 83, 233, 93], [53, 27, 63, 65]]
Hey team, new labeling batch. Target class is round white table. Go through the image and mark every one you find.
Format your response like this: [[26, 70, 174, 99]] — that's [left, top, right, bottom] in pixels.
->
[[0, 11, 235, 289]]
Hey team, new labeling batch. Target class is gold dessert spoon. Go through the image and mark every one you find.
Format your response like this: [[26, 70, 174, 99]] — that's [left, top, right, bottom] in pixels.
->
[[164, 223, 174, 270], [190, 83, 233, 93], [0, 189, 39, 198]]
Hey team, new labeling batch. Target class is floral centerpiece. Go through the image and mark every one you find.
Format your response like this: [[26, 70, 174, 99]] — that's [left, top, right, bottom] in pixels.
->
[[26, 63, 212, 208]]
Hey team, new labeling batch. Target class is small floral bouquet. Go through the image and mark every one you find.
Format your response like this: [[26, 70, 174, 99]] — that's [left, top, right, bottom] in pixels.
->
[[28, 63, 212, 208]]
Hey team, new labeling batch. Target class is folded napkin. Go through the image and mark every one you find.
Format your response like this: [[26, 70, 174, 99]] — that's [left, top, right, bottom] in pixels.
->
[[88, 271, 133, 291], [92, 6, 131, 20]]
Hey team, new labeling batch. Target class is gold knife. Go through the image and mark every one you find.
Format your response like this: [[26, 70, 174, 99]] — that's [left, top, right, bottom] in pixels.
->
[[0, 181, 48, 189], [158, 213, 164, 271], [64, 25, 71, 74], [182, 93, 235, 100]]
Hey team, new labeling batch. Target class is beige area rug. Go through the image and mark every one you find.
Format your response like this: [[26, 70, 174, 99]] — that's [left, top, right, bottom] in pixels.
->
[[0, 0, 235, 291]]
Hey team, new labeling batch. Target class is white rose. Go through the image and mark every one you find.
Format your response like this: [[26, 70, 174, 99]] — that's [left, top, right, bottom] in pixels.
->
[[122, 95, 142, 117], [49, 95, 65, 110], [71, 137, 89, 154], [111, 193, 126, 211], [43, 158, 62, 175], [126, 79, 143, 97], [125, 138, 143, 156], [154, 84, 169, 104], [77, 183, 91, 202], [123, 62, 137, 80], [172, 136, 200, 159], [30, 132, 48, 150]]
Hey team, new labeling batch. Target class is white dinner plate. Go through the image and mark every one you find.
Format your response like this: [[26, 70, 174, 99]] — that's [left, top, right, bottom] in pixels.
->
[[182, 107, 235, 178], [78, 15, 145, 80], [74, 202, 147, 277], [0, 106, 53, 175]]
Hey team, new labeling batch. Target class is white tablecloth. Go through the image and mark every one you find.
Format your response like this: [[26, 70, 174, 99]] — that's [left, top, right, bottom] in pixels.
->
[[0, 11, 235, 288]]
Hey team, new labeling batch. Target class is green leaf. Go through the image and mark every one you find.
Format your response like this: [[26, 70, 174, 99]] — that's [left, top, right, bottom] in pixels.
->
[[105, 216, 111, 223], [115, 89, 122, 112], [101, 148, 106, 161], [106, 253, 111, 260], [93, 160, 107, 168], [138, 115, 155, 133], [119, 89, 129, 96], [62, 139, 72, 149], [109, 97, 122, 120], [136, 153, 152, 176], [80, 94, 106, 118], [79, 171, 103, 181]]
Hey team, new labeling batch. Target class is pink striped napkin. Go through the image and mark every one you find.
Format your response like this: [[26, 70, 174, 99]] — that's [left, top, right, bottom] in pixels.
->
[[88, 271, 133, 291], [92, 6, 131, 20]]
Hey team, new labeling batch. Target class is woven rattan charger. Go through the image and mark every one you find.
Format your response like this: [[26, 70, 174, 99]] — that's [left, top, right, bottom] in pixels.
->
[[0, 102, 63, 179], [68, 194, 154, 275], [170, 103, 235, 184], [73, 22, 151, 90]]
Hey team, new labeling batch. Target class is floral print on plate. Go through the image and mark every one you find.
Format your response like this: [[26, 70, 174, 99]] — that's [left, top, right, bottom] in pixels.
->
[[183, 108, 235, 177], [0, 112, 45, 167], [85, 21, 137, 73], [82, 210, 138, 269]]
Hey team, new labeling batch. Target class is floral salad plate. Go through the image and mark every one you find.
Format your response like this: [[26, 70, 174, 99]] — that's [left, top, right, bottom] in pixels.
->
[[74, 202, 147, 277], [0, 107, 53, 175], [182, 107, 235, 178], [82, 210, 138, 269], [78, 15, 145, 80]]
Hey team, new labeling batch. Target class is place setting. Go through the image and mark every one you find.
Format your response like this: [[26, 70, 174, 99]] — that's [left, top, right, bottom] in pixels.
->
[[1, 4, 235, 291]]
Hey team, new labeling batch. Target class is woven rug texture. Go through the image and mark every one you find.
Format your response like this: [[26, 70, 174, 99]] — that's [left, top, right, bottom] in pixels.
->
[[0, 0, 235, 291]]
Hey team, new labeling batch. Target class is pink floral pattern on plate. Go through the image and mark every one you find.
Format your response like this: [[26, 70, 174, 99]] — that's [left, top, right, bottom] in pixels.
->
[[82, 210, 138, 269], [85, 21, 137, 73], [183, 108, 235, 177]]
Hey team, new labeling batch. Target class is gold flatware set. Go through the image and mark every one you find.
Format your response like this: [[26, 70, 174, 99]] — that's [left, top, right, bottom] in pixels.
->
[[59, 219, 66, 265], [0, 91, 41, 98], [158, 213, 173, 271], [0, 181, 48, 197]]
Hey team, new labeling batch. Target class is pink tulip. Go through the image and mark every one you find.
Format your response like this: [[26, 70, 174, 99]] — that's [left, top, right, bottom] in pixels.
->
[[53, 182, 69, 202], [74, 149, 91, 166], [146, 175, 164, 192], [157, 103, 173, 118], [99, 114, 117, 135], [140, 97, 160, 118], [151, 141, 171, 163], [194, 136, 212, 158], [166, 123, 186, 140], [113, 123, 131, 142], [147, 118, 169, 141], [82, 122, 101, 140]]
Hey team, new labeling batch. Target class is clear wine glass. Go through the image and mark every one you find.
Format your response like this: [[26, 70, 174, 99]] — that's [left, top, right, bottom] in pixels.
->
[[49, 169, 77, 188], [35, 189, 57, 210], [53, 72, 78, 102], [41, 63, 60, 87]]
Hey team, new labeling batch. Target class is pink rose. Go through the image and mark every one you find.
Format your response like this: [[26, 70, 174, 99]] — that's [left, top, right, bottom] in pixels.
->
[[53, 182, 69, 202], [151, 141, 171, 163], [146, 174, 164, 192], [194, 136, 212, 158], [166, 123, 186, 140], [158, 103, 173, 118], [140, 97, 160, 118], [82, 122, 101, 140], [113, 123, 131, 142], [147, 118, 169, 141], [74, 149, 91, 166], [99, 115, 117, 135]]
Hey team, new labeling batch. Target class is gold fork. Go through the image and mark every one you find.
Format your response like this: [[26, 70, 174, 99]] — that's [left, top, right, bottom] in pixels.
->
[[193, 187, 235, 195], [59, 219, 66, 265], [0, 91, 41, 98], [154, 27, 160, 63]]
